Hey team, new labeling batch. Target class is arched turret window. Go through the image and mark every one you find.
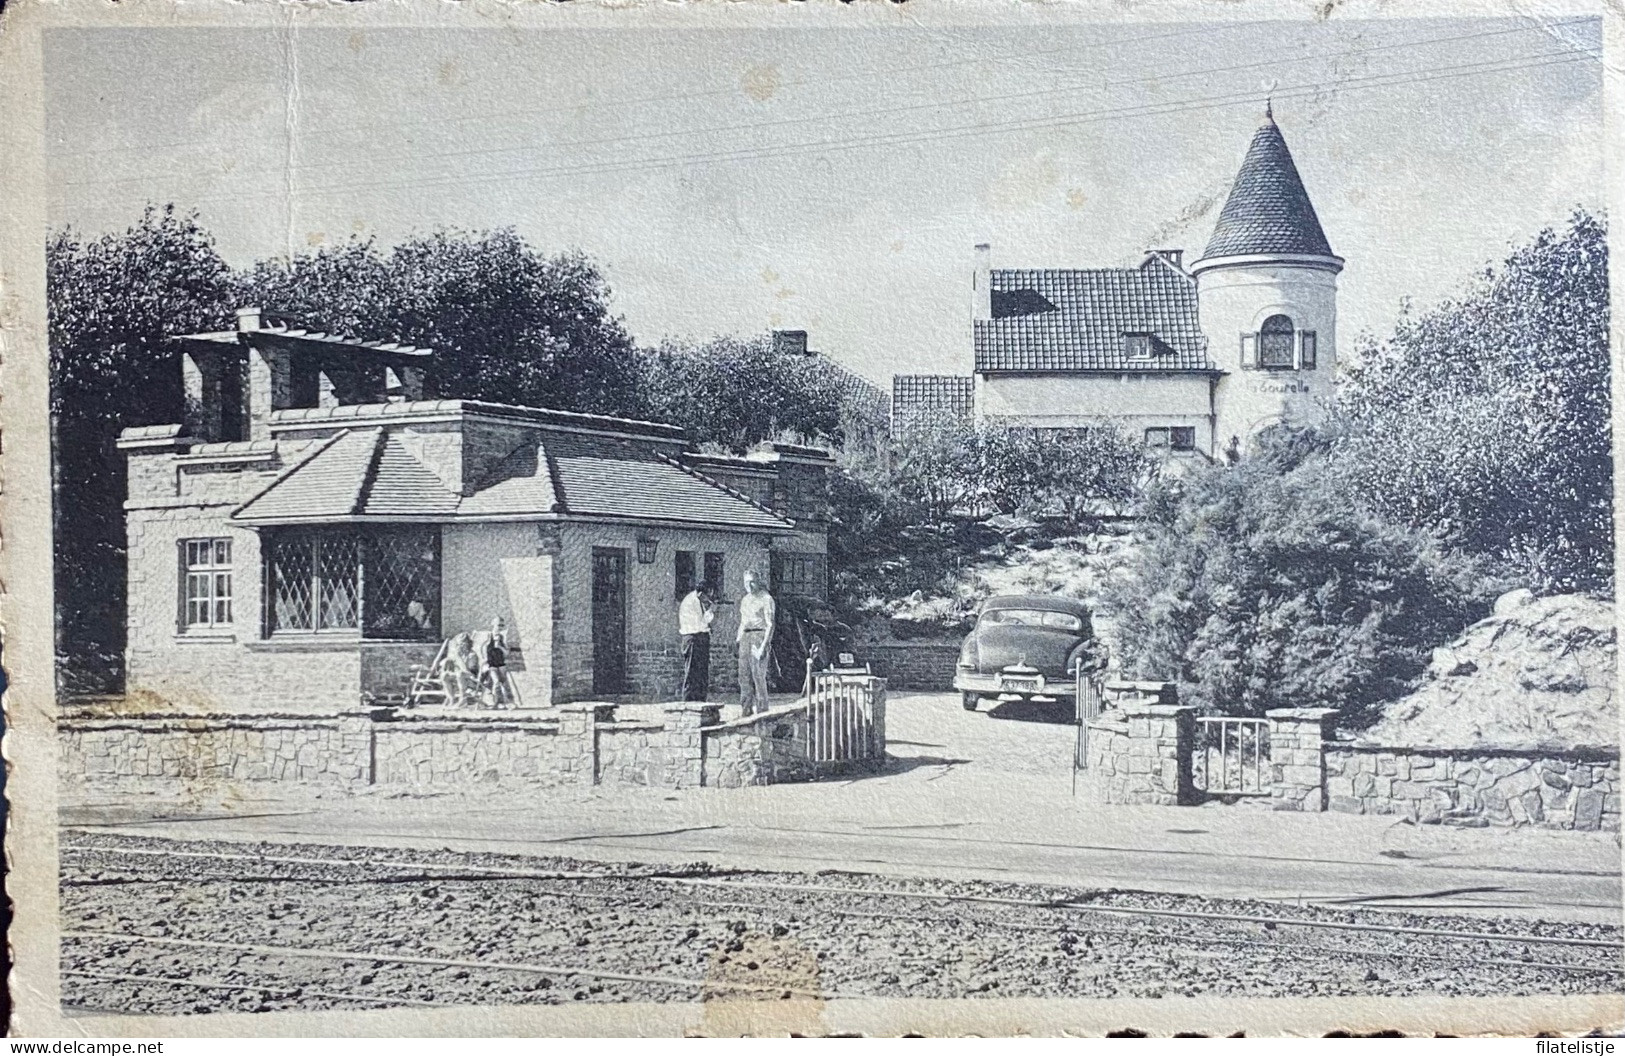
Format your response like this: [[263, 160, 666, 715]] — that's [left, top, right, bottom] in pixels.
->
[[1259, 314, 1295, 368]]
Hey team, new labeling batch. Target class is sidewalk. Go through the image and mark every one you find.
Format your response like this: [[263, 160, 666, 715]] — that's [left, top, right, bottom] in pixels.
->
[[61, 692, 1625, 925]]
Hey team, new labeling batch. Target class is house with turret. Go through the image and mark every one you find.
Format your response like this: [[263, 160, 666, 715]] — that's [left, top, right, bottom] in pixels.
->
[[894, 108, 1342, 460]]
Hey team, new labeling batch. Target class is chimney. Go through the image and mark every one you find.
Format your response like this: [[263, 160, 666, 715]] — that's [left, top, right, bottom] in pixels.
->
[[235, 306, 263, 332], [1147, 248, 1184, 272], [972, 243, 992, 322], [772, 329, 810, 357]]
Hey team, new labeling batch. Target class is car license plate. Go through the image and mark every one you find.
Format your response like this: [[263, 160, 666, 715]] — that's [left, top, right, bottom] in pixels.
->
[[1001, 677, 1039, 692]]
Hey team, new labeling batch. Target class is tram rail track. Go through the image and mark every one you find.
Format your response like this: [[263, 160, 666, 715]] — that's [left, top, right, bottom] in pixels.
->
[[60, 838, 1625, 955], [58, 833, 1625, 1014]]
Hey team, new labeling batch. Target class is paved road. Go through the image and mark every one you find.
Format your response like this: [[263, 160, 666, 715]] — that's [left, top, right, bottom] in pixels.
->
[[64, 693, 1624, 925]]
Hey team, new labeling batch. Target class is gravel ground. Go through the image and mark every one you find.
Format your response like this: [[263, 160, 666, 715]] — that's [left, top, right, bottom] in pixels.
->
[[60, 831, 1624, 1016]]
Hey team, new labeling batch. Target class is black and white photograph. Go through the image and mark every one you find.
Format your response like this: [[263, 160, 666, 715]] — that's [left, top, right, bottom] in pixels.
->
[[2, 0, 1621, 1037]]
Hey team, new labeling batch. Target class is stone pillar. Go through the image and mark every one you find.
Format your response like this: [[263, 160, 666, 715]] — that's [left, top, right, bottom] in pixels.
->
[[337, 708, 387, 786], [246, 344, 292, 441], [558, 702, 615, 785], [661, 702, 720, 788], [398, 365, 426, 400], [1266, 708, 1338, 812], [1118, 701, 1197, 805], [182, 349, 224, 441]]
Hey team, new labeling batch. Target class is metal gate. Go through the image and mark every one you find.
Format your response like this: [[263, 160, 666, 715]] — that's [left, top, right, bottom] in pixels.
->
[[1073, 666, 1105, 769], [805, 663, 883, 764], [1196, 716, 1271, 796], [1070, 665, 1106, 795]]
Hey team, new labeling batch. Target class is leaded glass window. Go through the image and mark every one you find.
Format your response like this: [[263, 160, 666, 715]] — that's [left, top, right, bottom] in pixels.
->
[[1259, 314, 1296, 369], [266, 528, 439, 638], [317, 535, 360, 629], [268, 534, 315, 632], [362, 529, 441, 639]]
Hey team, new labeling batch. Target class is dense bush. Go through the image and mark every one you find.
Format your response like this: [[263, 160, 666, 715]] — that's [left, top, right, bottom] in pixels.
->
[[1104, 433, 1502, 728], [1336, 211, 1610, 596], [884, 416, 1152, 523]]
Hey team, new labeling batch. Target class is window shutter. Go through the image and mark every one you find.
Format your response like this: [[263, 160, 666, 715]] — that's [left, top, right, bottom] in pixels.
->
[[1300, 331, 1317, 369], [1240, 334, 1257, 369]]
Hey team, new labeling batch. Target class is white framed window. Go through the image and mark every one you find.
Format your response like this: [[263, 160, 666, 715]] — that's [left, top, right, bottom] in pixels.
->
[[1123, 334, 1153, 360], [181, 538, 233, 629], [1240, 333, 1258, 369]]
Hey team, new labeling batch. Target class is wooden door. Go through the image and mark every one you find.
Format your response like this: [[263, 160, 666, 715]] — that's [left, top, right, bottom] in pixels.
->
[[591, 547, 628, 695]]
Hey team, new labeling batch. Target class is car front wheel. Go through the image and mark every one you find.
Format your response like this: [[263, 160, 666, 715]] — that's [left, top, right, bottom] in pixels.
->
[[961, 692, 979, 711]]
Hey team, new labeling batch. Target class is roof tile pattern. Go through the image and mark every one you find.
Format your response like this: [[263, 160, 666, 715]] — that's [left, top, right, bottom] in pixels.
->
[[364, 434, 462, 516], [892, 374, 974, 423], [547, 433, 787, 529], [974, 264, 1211, 373], [234, 426, 790, 530], [1201, 119, 1335, 260], [235, 429, 380, 521]]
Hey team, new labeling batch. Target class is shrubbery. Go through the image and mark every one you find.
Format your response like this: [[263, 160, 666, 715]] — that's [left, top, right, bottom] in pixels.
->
[[1104, 212, 1610, 726], [1336, 211, 1610, 596], [1104, 432, 1502, 727]]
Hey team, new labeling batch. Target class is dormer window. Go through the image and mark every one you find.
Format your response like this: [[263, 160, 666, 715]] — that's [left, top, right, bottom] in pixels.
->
[[1123, 333, 1154, 360]]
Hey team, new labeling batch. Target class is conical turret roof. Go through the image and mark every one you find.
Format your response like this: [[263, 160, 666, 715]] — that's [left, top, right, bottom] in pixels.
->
[[1200, 112, 1335, 260]]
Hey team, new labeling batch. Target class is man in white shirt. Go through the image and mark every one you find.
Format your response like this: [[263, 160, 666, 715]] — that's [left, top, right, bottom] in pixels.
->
[[677, 583, 716, 702], [736, 569, 776, 715]]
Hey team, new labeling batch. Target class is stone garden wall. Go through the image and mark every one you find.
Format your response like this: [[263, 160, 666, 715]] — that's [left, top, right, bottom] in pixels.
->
[[61, 713, 370, 788], [1325, 743, 1620, 831], [61, 691, 887, 795], [1075, 692, 1619, 831]]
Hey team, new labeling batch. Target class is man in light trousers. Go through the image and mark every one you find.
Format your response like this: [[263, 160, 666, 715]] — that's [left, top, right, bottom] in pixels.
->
[[736, 569, 776, 715]]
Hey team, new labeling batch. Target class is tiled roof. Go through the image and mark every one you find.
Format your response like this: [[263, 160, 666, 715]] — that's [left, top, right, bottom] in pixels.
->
[[234, 426, 791, 531], [234, 429, 380, 521], [830, 363, 888, 409], [547, 433, 788, 529], [892, 375, 974, 423], [363, 434, 462, 516], [974, 261, 1212, 373], [1200, 117, 1335, 261]]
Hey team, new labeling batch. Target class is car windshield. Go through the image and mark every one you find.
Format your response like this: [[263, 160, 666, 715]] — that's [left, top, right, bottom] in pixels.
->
[[979, 608, 1084, 633]]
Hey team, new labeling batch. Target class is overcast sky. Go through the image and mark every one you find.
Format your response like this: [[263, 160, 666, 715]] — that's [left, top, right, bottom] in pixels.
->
[[44, 18, 1601, 383]]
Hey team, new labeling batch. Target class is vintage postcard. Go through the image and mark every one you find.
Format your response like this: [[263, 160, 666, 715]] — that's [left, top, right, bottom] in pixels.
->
[[2, 0, 1622, 1038]]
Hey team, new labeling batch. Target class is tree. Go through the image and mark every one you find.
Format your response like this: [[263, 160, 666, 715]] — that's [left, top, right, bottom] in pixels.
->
[[48, 207, 237, 692], [244, 229, 645, 416], [637, 334, 849, 453], [1103, 437, 1499, 728], [1336, 211, 1611, 595]]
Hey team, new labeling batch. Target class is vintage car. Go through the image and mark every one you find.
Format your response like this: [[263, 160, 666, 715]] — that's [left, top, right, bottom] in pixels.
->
[[953, 594, 1095, 710]]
